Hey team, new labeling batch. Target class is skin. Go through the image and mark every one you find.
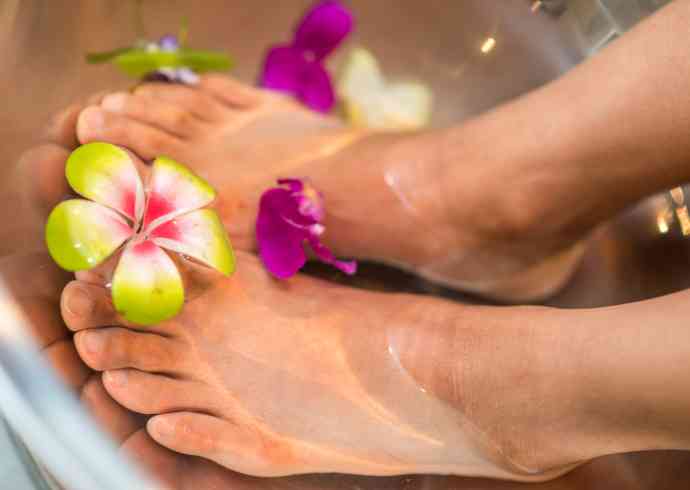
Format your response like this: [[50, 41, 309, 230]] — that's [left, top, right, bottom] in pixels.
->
[[59, 250, 690, 480], [8, 2, 687, 482], [5, 247, 688, 490]]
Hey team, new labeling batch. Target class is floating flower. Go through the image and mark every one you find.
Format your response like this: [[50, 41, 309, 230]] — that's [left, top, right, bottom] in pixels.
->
[[337, 47, 433, 130], [256, 179, 356, 278], [45, 142, 235, 325], [86, 35, 232, 83], [260, 0, 354, 112]]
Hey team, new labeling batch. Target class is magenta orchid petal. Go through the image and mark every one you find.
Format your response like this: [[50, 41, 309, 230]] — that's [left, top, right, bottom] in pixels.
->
[[257, 188, 309, 278], [256, 179, 357, 278], [306, 235, 357, 275], [294, 0, 354, 60], [298, 62, 336, 113], [277, 178, 304, 193], [260, 46, 308, 94], [260, 1, 352, 112]]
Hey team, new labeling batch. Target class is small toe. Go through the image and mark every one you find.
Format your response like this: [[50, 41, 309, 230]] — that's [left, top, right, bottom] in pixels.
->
[[101, 92, 206, 139], [80, 374, 144, 443], [74, 327, 182, 373], [43, 340, 91, 391], [77, 106, 185, 161], [135, 83, 229, 122], [199, 75, 263, 109], [42, 103, 83, 148], [16, 143, 70, 215], [103, 369, 219, 415], [147, 412, 295, 476]]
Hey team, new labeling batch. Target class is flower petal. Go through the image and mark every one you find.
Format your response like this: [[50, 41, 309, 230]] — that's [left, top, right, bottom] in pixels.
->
[[151, 209, 235, 276], [66, 142, 145, 222], [158, 35, 179, 51], [306, 235, 357, 275], [45, 199, 134, 271], [294, 0, 354, 60], [143, 156, 216, 231], [298, 62, 335, 113], [259, 45, 306, 95], [111, 240, 184, 326], [256, 188, 309, 278]]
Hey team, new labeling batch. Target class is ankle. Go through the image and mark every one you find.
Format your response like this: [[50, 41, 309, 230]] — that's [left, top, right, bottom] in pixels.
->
[[313, 131, 457, 266], [388, 301, 614, 475]]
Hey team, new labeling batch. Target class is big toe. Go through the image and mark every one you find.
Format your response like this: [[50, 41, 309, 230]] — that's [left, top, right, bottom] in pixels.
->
[[77, 105, 185, 161]]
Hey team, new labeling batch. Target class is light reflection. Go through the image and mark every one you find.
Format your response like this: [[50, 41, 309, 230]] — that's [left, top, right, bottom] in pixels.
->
[[531, 1, 543, 13], [657, 214, 670, 234], [480, 37, 496, 54], [676, 205, 690, 236], [670, 186, 685, 206]]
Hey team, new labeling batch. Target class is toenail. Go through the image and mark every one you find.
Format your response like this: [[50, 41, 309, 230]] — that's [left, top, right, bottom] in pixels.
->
[[80, 331, 104, 355], [101, 93, 128, 112], [104, 370, 127, 388], [66, 286, 94, 318], [149, 417, 174, 438], [79, 108, 105, 131]]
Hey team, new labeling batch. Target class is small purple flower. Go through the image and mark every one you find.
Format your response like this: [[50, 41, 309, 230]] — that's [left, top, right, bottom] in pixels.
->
[[260, 0, 354, 113], [257, 179, 357, 278], [142, 35, 200, 85]]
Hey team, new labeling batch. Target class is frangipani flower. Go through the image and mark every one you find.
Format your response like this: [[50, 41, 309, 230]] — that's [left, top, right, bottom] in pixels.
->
[[256, 178, 356, 278], [86, 34, 232, 83], [46, 142, 235, 325], [337, 47, 433, 130], [260, 0, 354, 113]]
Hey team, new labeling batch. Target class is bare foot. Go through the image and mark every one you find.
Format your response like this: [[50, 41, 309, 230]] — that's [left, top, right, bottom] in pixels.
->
[[72, 75, 586, 302], [61, 250, 597, 481]]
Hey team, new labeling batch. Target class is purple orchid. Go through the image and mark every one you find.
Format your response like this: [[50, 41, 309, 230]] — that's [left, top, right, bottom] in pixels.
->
[[260, 0, 354, 113], [142, 35, 200, 84], [257, 179, 357, 278]]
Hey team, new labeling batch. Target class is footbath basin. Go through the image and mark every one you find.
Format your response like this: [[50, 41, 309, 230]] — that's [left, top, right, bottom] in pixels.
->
[[1, 1, 689, 489]]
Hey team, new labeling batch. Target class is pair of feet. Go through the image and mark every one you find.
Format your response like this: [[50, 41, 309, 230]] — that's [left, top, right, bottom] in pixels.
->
[[20, 75, 598, 480]]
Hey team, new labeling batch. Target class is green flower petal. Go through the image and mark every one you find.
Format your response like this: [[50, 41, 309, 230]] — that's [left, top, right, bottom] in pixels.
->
[[150, 209, 235, 276], [143, 156, 216, 230], [66, 142, 145, 222], [111, 241, 184, 326], [45, 200, 134, 271], [113, 49, 233, 78], [85, 47, 134, 64]]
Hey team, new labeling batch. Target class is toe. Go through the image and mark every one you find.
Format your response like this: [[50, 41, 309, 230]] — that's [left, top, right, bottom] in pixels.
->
[[199, 75, 263, 109], [134, 83, 229, 122], [42, 103, 83, 149], [74, 327, 182, 373], [80, 374, 144, 443], [102, 369, 219, 415], [61, 281, 122, 332], [147, 412, 298, 477], [76, 106, 185, 161], [101, 92, 206, 139], [43, 340, 91, 391], [23, 298, 69, 349], [16, 143, 70, 216]]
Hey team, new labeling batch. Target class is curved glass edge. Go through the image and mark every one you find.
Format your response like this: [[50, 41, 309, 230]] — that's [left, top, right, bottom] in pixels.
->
[[0, 280, 163, 490]]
